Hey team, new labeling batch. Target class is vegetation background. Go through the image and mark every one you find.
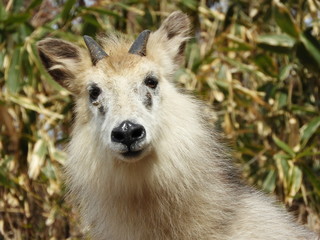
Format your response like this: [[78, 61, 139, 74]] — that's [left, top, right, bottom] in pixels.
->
[[0, 0, 319, 239]]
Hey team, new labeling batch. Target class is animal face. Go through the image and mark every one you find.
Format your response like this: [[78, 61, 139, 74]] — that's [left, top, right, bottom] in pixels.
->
[[37, 11, 190, 162], [82, 56, 163, 162]]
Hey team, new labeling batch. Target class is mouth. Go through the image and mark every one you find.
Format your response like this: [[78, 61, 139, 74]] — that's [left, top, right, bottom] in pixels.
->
[[111, 142, 150, 162], [122, 150, 143, 158], [110, 135, 151, 161]]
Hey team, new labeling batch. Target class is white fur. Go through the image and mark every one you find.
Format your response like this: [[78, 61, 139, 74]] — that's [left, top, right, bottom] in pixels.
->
[[66, 84, 318, 239], [38, 11, 319, 240]]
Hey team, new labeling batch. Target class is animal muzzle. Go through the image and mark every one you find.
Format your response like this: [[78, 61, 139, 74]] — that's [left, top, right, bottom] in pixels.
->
[[111, 120, 146, 152]]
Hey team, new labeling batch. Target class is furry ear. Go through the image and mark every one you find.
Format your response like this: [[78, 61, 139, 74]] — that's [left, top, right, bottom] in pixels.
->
[[159, 11, 190, 42], [37, 38, 88, 93], [147, 11, 191, 74]]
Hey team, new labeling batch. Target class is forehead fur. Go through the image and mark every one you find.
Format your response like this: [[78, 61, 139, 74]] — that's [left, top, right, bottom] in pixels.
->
[[93, 34, 150, 72], [99, 33, 132, 58]]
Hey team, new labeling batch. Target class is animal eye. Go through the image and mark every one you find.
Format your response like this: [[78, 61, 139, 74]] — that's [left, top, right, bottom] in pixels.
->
[[144, 77, 158, 89], [89, 86, 101, 100]]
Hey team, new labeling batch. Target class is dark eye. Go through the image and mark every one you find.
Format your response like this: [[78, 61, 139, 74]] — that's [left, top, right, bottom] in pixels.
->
[[144, 76, 158, 89], [89, 86, 101, 100]]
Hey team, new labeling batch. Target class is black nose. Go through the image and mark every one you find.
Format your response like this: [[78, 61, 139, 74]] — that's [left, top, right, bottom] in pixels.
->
[[111, 121, 146, 147]]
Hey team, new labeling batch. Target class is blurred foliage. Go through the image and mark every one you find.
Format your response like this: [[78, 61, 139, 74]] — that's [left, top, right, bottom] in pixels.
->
[[0, 0, 320, 239]]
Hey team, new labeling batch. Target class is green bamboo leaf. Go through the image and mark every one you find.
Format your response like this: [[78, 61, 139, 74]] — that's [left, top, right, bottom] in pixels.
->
[[291, 104, 318, 115], [42, 161, 56, 180], [186, 41, 201, 72], [215, 79, 229, 90], [61, 0, 76, 23], [26, 0, 42, 12], [28, 139, 48, 179], [276, 92, 287, 109], [290, 166, 302, 197], [274, 153, 291, 161], [300, 116, 320, 147], [272, 0, 300, 39], [115, 2, 145, 15], [279, 64, 293, 81], [3, 13, 30, 26], [79, 7, 123, 19], [253, 54, 277, 77], [262, 169, 276, 193], [0, 168, 16, 188], [299, 31, 320, 67], [7, 48, 22, 92], [296, 148, 320, 159], [272, 135, 295, 157], [295, 42, 319, 71], [12, 0, 24, 12], [275, 156, 290, 192], [51, 149, 67, 165], [179, 0, 198, 10], [226, 35, 254, 49], [223, 57, 269, 81], [280, 159, 290, 183], [257, 34, 296, 54], [0, 51, 5, 71], [82, 14, 101, 36], [82, 14, 100, 27], [0, 1, 7, 21], [302, 165, 320, 195]]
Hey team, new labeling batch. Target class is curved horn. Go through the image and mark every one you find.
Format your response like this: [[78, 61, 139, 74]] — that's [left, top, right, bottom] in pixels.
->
[[83, 35, 108, 65], [128, 30, 151, 56]]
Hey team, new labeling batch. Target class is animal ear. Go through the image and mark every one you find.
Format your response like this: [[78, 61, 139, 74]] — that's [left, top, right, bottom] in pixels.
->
[[158, 11, 190, 43], [37, 38, 88, 93], [147, 11, 191, 73]]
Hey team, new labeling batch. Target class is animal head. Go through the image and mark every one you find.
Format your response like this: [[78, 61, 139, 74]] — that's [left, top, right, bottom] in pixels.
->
[[37, 11, 190, 163]]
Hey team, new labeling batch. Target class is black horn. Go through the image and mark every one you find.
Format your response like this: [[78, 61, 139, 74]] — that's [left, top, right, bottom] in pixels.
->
[[128, 30, 151, 56], [83, 35, 108, 65]]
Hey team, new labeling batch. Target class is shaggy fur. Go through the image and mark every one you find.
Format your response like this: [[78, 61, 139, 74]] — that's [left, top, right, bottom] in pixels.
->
[[37, 11, 319, 240]]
